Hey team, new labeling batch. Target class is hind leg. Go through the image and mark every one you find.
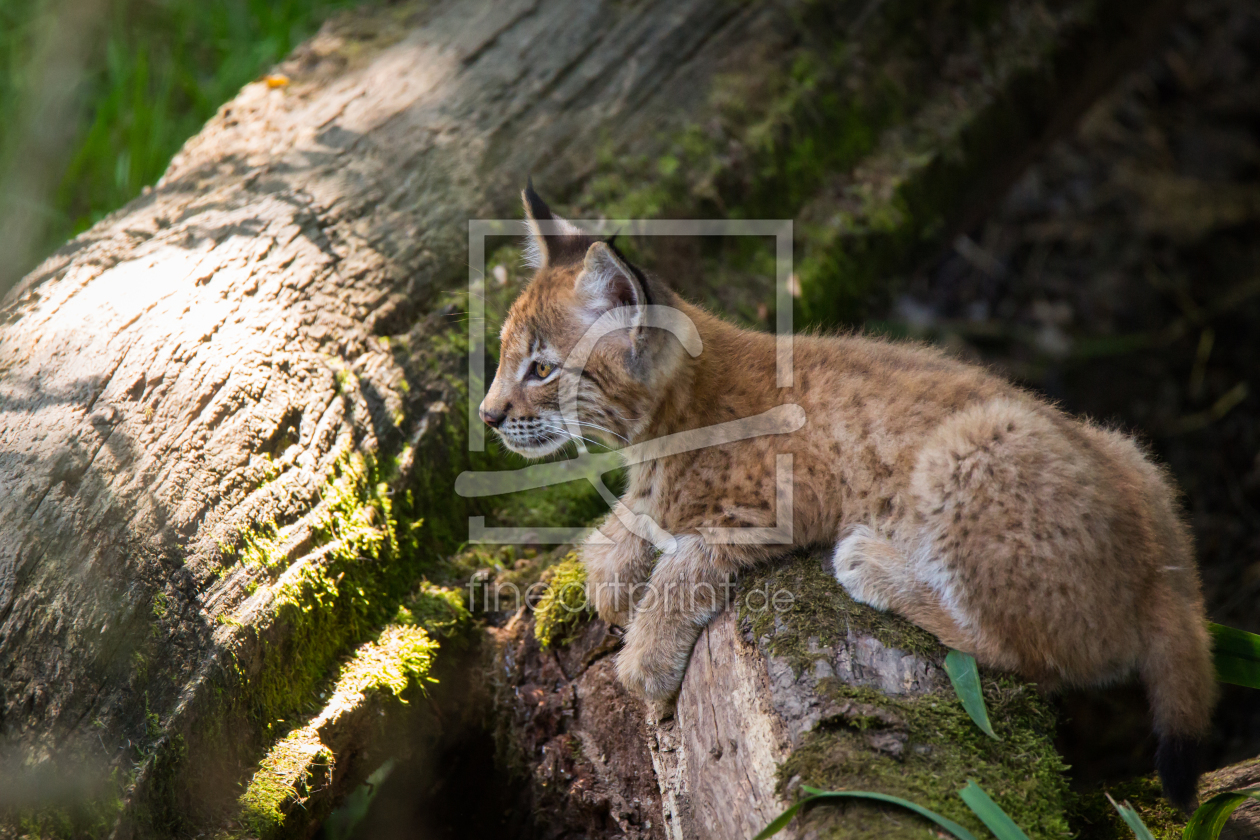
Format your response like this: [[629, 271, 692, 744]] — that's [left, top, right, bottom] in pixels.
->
[[831, 525, 972, 650]]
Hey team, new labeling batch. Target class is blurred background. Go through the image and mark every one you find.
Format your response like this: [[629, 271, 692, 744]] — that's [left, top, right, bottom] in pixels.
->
[[2, 0, 1258, 816], [0, 0, 379, 297], [875, 0, 1260, 786]]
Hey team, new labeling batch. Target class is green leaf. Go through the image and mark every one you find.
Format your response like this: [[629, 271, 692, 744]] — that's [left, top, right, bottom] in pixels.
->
[[959, 781, 1031, 840], [1210, 623, 1260, 689], [944, 650, 999, 740], [1106, 793, 1157, 840], [753, 786, 980, 840], [1183, 785, 1260, 840], [752, 799, 810, 840]]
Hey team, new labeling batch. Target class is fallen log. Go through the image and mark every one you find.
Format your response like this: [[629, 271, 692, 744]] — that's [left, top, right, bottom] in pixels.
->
[[485, 552, 1259, 840], [488, 551, 1073, 840]]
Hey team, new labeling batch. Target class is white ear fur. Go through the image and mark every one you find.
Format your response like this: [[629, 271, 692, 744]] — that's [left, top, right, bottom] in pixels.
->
[[523, 216, 546, 269], [523, 213, 585, 269], [578, 242, 646, 330], [522, 184, 587, 269]]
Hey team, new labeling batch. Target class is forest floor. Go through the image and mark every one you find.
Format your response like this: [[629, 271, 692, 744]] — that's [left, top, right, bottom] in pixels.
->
[[872, 0, 1260, 789]]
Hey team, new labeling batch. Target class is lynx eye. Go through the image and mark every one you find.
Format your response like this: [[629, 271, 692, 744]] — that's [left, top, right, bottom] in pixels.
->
[[532, 360, 555, 379]]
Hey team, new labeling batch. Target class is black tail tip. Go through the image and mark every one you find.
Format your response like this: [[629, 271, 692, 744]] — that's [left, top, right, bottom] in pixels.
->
[[1156, 732, 1203, 813]]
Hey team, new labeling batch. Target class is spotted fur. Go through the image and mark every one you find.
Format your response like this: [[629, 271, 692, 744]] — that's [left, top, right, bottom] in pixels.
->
[[480, 189, 1217, 809]]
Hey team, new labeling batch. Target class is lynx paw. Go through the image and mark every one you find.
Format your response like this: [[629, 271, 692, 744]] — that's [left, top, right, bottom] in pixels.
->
[[615, 624, 690, 705], [831, 525, 895, 611]]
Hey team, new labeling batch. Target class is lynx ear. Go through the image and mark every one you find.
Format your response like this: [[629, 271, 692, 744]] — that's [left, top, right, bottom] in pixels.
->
[[522, 180, 589, 268], [577, 240, 650, 333]]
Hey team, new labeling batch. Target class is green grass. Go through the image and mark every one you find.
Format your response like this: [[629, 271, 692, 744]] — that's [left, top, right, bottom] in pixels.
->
[[0, 0, 377, 289]]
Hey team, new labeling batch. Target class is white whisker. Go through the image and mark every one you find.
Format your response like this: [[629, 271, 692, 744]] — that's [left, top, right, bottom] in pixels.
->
[[540, 423, 602, 450], [566, 418, 629, 443]]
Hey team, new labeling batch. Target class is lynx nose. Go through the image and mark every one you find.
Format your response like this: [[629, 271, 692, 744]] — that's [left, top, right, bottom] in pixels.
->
[[479, 404, 507, 428]]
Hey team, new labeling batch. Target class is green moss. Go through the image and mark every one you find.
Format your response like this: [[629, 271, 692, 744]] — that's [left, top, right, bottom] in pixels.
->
[[443, 543, 528, 583], [533, 554, 591, 649], [742, 556, 942, 670], [6, 765, 131, 840], [335, 625, 439, 701], [486, 474, 615, 533], [333, 367, 355, 395], [778, 683, 1070, 839], [746, 555, 1071, 840], [315, 452, 400, 566], [238, 449, 442, 737], [237, 518, 286, 571], [400, 581, 471, 639], [130, 341, 490, 836], [237, 732, 330, 838], [213, 399, 473, 751], [236, 622, 444, 838], [1069, 777, 1187, 840]]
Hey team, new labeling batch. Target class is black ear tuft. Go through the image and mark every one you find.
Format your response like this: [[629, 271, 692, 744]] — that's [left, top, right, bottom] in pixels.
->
[[524, 177, 553, 224], [521, 181, 591, 268], [603, 237, 653, 307]]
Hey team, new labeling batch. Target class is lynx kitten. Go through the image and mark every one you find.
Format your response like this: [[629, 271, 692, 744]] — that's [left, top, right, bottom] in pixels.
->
[[479, 186, 1216, 809]]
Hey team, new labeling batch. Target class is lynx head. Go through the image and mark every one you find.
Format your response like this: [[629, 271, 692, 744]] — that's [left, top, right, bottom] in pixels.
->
[[478, 185, 682, 457]]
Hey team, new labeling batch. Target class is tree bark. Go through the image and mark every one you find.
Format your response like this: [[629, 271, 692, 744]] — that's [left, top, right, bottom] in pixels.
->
[[0, 0, 1234, 838], [491, 551, 1068, 840], [492, 554, 1260, 840]]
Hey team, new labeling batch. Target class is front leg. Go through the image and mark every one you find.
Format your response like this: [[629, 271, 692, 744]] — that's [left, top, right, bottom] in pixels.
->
[[582, 509, 656, 627], [616, 535, 734, 713]]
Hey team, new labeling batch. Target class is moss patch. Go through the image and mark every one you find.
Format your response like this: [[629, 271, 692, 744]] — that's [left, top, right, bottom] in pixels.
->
[[235, 623, 439, 838], [401, 581, 471, 640], [232, 573, 470, 839], [127, 321, 492, 837], [234, 451, 421, 741], [742, 555, 942, 669], [532, 554, 591, 649], [777, 682, 1071, 840], [332, 624, 439, 701], [6, 765, 129, 840], [237, 732, 331, 838], [744, 555, 1071, 840], [1068, 777, 1187, 840]]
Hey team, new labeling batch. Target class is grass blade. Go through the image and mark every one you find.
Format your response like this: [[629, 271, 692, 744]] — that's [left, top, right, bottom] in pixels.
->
[[753, 786, 981, 840], [1106, 793, 1157, 840], [1183, 785, 1260, 840], [959, 780, 1031, 840], [1210, 623, 1260, 689], [945, 650, 999, 740], [751, 800, 809, 840]]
